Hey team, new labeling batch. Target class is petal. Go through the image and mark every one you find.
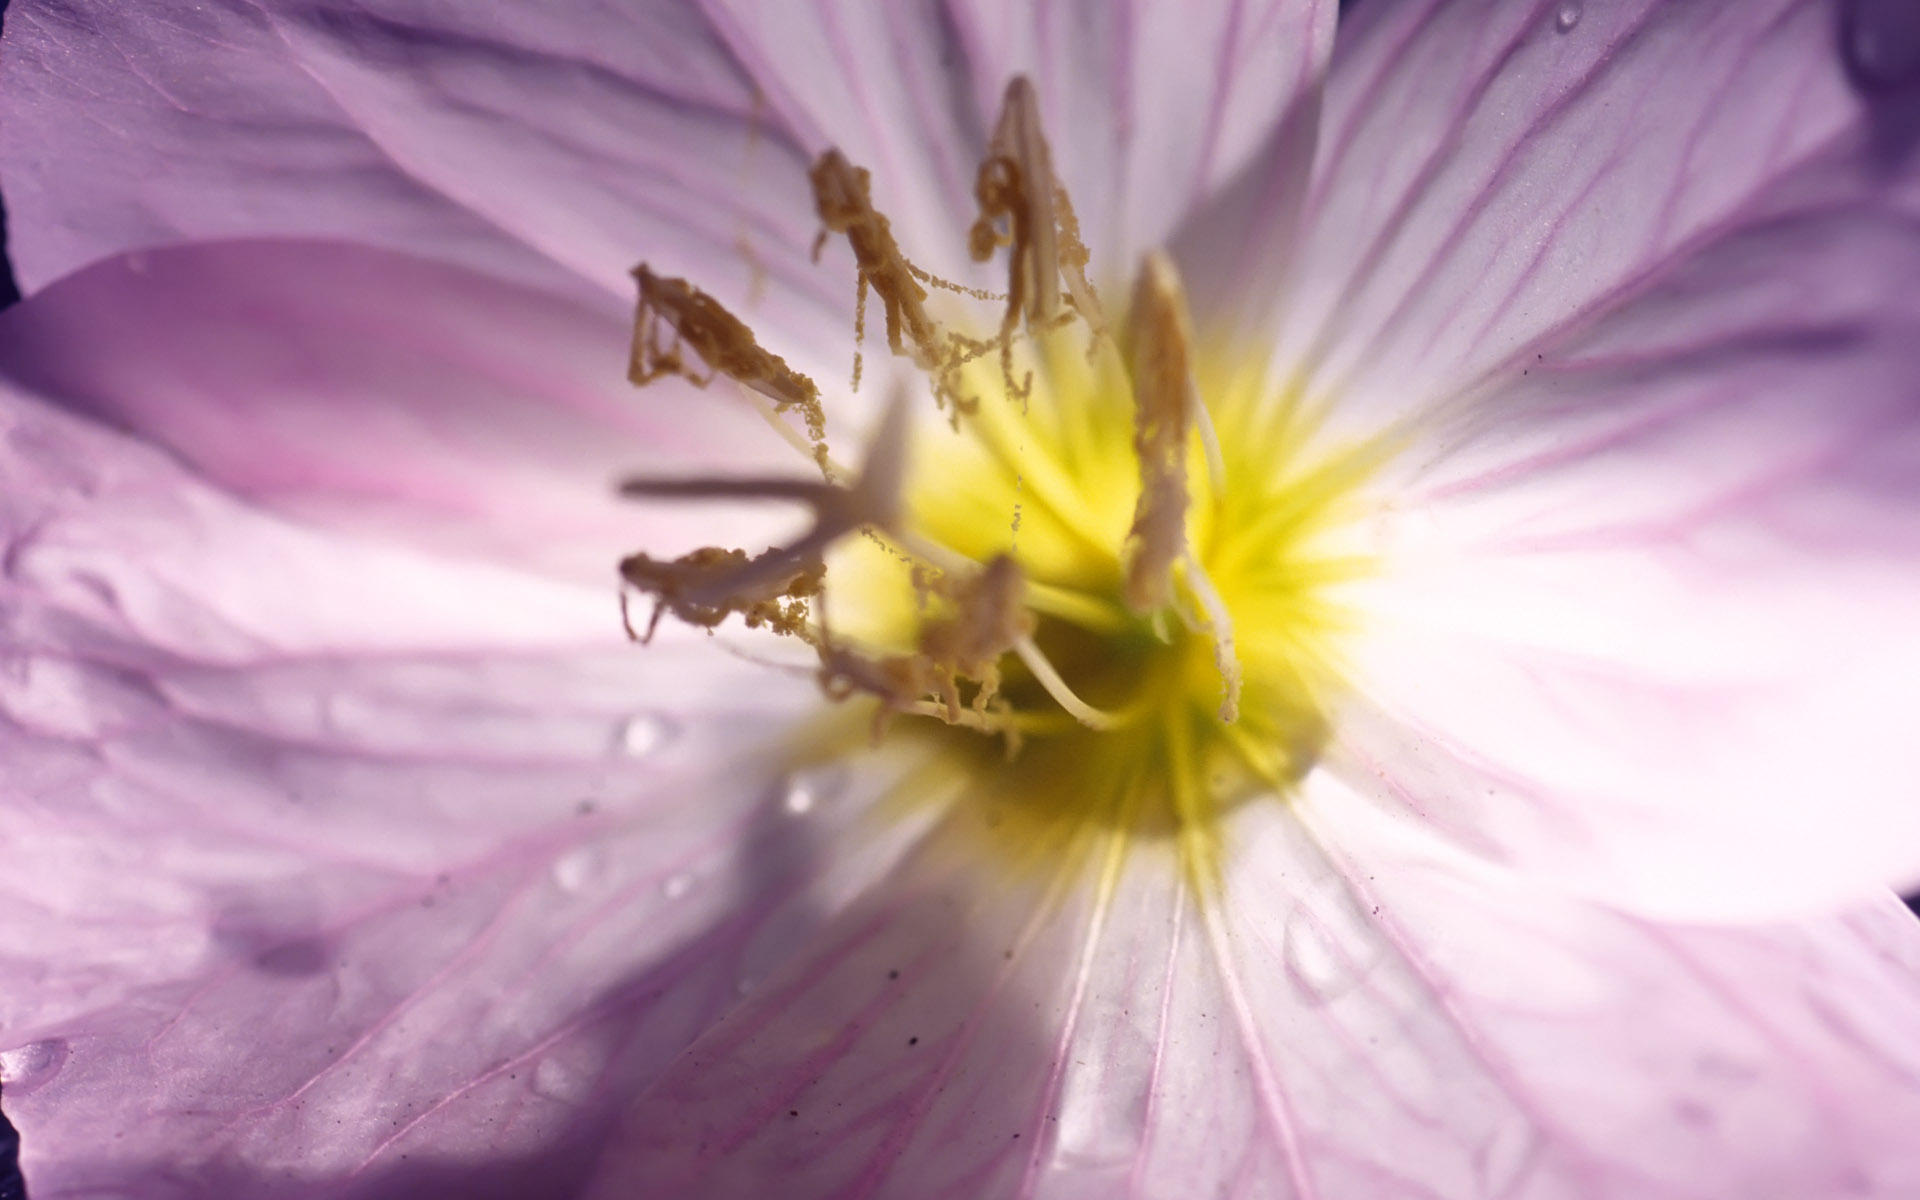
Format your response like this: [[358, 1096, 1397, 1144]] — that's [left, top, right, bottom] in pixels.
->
[[685, 1, 989, 285], [0, 0, 845, 328], [0, 371, 616, 659], [1287, 789, 1920, 1198], [1282, 0, 1872, 420], [583, 805, 1188, 1199], [1336, 152, 1920, 917], [947, 0, 1335, 277], [0, 240, 810, 584], [583, 788, 1920, 1199], [0, 363, 949, 1194], [1, 648, 927, 1198]]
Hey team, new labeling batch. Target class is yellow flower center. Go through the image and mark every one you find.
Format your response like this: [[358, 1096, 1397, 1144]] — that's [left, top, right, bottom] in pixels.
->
[[617, 77, 1383, 880]]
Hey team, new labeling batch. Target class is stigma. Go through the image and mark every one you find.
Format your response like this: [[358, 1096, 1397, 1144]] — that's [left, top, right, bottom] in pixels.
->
[[614, 76, 1376, 849]]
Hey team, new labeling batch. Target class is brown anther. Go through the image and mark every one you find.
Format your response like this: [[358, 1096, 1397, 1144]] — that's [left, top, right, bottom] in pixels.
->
[[810, 152, 943, 366], [970, 78, 1110, 353], [915, 553, 1036, 719], [816, 644, 939, 741], [620, 547, 822, 643], [1123, 251, 1198, 613], [629, 265, 830, 469], [616, 389, 911, 642]]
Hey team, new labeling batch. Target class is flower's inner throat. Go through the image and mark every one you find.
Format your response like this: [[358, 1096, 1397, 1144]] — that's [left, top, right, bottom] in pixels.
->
[[617, 78, 1363, 842]]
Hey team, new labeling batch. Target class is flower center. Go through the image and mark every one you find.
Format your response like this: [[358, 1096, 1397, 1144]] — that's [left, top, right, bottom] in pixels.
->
[[617, 78, 1380, 867]]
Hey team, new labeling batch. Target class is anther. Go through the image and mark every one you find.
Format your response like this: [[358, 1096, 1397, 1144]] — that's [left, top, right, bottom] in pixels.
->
[[616, 389, 911, 637], [965, 77, 1110, 403], [1122, 250, 1198, 614], [811, 153, 941, 365], [629, 265, 830, 469], [914, 553, 1036, 719]]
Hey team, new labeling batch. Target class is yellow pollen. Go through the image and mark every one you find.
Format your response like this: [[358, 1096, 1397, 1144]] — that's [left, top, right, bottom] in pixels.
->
[[616, 75, 1380, 877]]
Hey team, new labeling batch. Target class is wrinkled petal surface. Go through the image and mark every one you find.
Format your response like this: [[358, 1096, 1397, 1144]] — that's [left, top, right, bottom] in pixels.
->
[[0, 0, 848, 338], [1280, 0, 1870, 414], [0, 370, 954, 1198], [945, 0, 1334, 276]]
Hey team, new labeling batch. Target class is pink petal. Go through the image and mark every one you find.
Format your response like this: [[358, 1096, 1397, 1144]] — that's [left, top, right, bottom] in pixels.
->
[[0, 240, 811, 584], [0, 0, 845, 329], [1334, 151, 1920, 917], [1279, 0, 1868, 419], [583, 792, 1920, 1198]]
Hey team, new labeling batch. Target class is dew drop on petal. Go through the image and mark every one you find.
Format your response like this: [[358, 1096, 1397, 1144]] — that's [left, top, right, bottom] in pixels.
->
[[0, 1038, 69, 1096], [1845, 0, 1920, 91], [1476, 1120, 1542, 1197], [1281, 897, 1381, 1005], [615, 713, 674, 758], [781, 765, 845, 816], [662, 872, 695, 900], [551, 846, 598, 894], [532, 1054, 593, 1103], [1552, 0, 1582, 33]]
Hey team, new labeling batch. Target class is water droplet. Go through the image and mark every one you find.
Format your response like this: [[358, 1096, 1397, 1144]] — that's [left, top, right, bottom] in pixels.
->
[[1845, 0, 1920, 91], [662, 872, 694, 900], [1281, 896, 1382, 1005], [1552, 0, 1581, 33], [615, 713, 673, 758], [0, 1038, 69, 1096], [532, 1054, 592, 1102], [781, 765, 844, 815], [551, 847, 598, 894], [1476, 1120, 1541, 1197]]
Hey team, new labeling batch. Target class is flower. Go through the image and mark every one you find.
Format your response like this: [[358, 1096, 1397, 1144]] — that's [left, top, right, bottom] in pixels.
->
[[5, 1, 1920, 1198]]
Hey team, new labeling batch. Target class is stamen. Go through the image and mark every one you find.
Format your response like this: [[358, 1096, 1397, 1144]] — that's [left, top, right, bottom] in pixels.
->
[[619, 546, 822, 642], [629, 265, 830, 470], [971, 77, 1108, 340], [617, 389, 910, 629], [1193, 397, 1229, 502], [1123, 250, 1198, 613], [1012, 635, 1121, 731], [915, 553, 1036, 719], [1180, 554, 1244, 723], [811, 152, 953, 381]]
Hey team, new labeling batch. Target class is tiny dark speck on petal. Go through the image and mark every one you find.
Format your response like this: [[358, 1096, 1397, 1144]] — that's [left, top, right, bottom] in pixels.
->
[[254, 938, 330, 977], [888, 969, 899, 980], [908, 1037, 919, 1046], [788, 1110, 799, 1118]]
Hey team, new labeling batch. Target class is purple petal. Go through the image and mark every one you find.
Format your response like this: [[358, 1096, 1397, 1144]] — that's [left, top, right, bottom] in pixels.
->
[[0, 647, 924, 1198], [1334, 148, 1920, 917], [0, 401, 952, 1192], [1278, 0, 1870, 417], [582, 794, 1920, 1198], [0, 240, 810, 583], [0, 0, 845, 326], [0, 368, 906, 1193]]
